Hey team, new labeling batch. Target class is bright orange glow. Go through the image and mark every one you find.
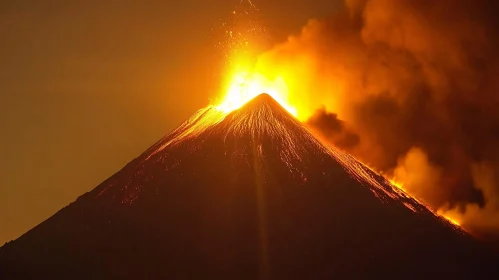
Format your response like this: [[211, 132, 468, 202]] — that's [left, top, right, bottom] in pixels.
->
[[213, 0, 300, 119], [437, 209, 462, 227], [216, 69, 298, 117], [446, 217, 462, 227], [388, 178, 405, 191], [213, 51, 340, 122]]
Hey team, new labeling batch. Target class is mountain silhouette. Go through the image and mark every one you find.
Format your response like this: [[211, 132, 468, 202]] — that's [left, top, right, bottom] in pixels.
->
[[0, 94, 497, 279]]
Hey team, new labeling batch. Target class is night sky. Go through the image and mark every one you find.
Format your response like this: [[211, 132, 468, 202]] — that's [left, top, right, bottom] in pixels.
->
[[0, 0, 339, 244]]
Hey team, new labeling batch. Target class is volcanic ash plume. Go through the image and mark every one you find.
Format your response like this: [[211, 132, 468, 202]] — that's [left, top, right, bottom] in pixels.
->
[[253, 0, 499, 239]]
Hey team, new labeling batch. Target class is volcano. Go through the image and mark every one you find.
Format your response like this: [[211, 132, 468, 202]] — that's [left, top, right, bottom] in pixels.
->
[[0, 94, 497, 279]]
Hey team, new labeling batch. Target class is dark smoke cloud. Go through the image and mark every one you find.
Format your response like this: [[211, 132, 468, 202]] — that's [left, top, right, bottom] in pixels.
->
[[260, 0, 499, 238], [306, 107, 360, 149]]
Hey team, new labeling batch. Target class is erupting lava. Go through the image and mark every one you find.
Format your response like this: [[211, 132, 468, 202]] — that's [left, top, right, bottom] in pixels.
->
[[213, 0, 299, 119], [216, 70, 297, 117]]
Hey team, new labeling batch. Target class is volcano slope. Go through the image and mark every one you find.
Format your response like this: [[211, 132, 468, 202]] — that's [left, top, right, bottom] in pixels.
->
[[0, 94, 497, 279]]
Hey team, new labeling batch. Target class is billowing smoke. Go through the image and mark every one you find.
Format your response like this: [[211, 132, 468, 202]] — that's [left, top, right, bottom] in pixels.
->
[[254, 0, 499, 239], [306, 107, 360, 149]]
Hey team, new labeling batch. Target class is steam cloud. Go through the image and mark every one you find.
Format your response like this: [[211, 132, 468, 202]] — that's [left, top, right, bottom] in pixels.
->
[[256, 0, 499, 239]]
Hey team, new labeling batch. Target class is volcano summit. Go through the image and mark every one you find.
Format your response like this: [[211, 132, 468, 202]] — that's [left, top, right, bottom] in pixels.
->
[[0, 94, 496, 279]]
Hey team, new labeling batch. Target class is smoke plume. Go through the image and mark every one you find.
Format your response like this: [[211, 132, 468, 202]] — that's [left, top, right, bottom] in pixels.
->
[[255, 0, 499, 239], [306, 107, 360, 149]]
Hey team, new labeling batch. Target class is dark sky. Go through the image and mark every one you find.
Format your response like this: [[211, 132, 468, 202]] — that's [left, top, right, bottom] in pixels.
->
[[0, 0, 338, 244]]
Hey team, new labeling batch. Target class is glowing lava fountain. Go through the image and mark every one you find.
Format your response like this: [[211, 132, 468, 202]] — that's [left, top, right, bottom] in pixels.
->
[[216, 71, 297, 117]]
